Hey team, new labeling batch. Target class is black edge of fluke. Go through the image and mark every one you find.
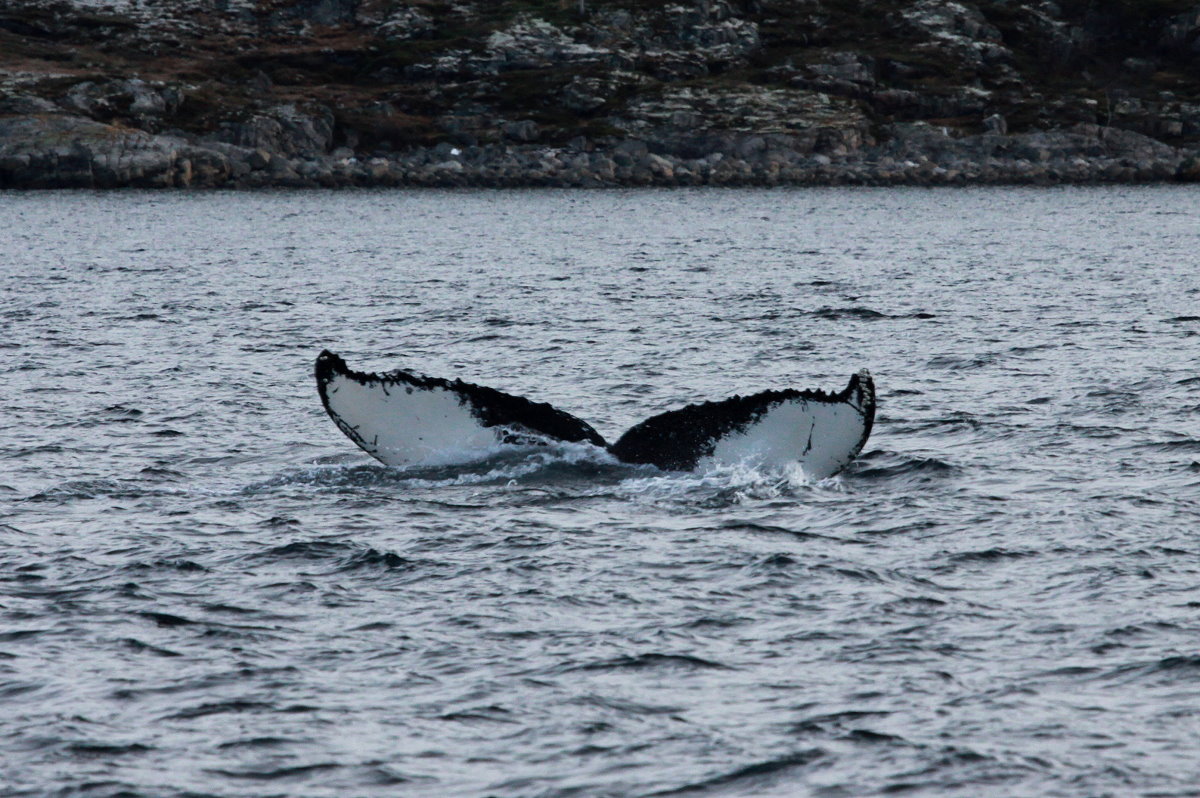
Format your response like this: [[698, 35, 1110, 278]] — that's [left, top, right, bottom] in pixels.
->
[[314, 349, 345, 409], [314, 349, 375, 455], [848, 369, 876, 462]]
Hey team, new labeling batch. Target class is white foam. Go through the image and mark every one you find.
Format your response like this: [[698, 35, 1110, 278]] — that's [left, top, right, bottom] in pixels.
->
[[613, 458, 844, 507]]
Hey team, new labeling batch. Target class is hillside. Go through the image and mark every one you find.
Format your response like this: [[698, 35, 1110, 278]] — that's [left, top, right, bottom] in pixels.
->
[[3, 0, 1200, 186]]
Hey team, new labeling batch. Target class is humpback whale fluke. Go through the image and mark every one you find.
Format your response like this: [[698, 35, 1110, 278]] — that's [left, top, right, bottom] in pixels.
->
[[314, 351, 875, 479]]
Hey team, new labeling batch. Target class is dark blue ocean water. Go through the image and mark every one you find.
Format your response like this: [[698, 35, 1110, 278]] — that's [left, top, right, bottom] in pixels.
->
[[2, 187, 1199, 797]]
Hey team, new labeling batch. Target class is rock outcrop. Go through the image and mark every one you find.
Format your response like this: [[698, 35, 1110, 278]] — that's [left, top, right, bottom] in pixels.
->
[[2, 0, 1200, 187]]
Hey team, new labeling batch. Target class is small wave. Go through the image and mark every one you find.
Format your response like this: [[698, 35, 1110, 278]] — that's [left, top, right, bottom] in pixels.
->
[[649, 749, 825, 796], [247, 540, 419, 575], [1102, 654, 1200, 684], [260, 516, 301, 528], [439, 705, 516, 724], [0, 681, 40, 698], [24, 478, 185, 503], [167, 700, 275, 720], [216, 737, 299, 750], [811, 306, 890, 320], [809, 306, 934, 321], [716, 520, 829, 541], [59, 404, 144, 428], [927, 352, 997, 370], [208, 763, 342, 781], [122, 558, 208, 573], [65, 742, 153, 757], [570, 694, 684, 716], [1136, 439, 1200, 454], [335, 548, 415, 572], [3, 443, 66, 459], [849, 450, 957, 482], [138, 611, 196, 628], [859, 520, 941, 537], [137, 466, 186, 481], [0, 630, 48, 643], [893, 412, 982, 435], [120, 638, 181, 658], [841, 728, 907, 744], [791, 709, 891, 735], [948, 548, 1038, 563], [742, 553, 800, 574], [561, 653, 733, 673], [25, 479, 125, 501]]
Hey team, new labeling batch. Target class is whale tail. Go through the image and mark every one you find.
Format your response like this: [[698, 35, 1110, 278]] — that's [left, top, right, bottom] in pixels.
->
[[314, 351, 874, 479]]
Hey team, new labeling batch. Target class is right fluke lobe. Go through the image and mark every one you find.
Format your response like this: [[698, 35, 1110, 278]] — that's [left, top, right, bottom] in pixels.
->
[[609, 371, 875, 479]]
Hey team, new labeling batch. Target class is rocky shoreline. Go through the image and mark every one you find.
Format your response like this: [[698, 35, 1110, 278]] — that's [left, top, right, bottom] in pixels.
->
[[4, 0, 1200, 189], [3, 112, 1196, 188]]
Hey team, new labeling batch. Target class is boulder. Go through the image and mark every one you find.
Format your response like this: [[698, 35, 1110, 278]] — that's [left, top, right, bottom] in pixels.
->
[[502, 120, 540, 142], [217, 105, 334, 156], [484, 17, 603, 71], [0, 114, 227, 188], [1177, 152, 1200, 181], [983, 113, 1008, 135]]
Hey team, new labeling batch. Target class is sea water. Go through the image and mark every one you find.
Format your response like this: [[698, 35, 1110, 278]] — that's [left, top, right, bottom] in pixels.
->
[[2, 187, 1199, 797]]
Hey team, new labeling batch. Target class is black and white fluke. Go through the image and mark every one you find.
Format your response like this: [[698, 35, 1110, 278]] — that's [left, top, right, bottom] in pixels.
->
[[314, 351, 875, 479]]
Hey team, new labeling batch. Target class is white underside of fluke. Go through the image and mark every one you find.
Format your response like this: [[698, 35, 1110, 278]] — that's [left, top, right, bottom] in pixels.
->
[[698, 397, 868, 480], [322, 371, 502, 467]]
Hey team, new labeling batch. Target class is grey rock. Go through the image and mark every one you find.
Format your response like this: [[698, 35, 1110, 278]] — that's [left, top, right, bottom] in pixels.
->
[[562, 77, 609, 113], [375, 7, 434, 40], [502, 120, 540, 142], [125, 79, 167, 116], [1177, 152, 1200, 181], [642, 153, 675, 178], [734, 135, 766, 159], [248, 148, 272, 170], [218, 105, 333, 157], [0, 114, 237, 188], [484, 18, 603, 72], [1160, 5, 1200, 50], [898, 0, 1011, 70], [0, 95, 61, 115], [62, 82, 109, 116], [1122, 57, 1158, 78], [270, 0, 357, 27]]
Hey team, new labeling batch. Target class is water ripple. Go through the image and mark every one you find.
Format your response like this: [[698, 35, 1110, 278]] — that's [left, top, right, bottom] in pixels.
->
[[3, 187, 1200, 797]]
